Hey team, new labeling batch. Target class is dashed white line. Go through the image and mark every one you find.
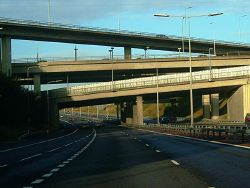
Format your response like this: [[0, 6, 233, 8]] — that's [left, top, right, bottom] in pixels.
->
[[171, 160, 180, 166], [48, 147, 61, 152], [20, 154, 42, 162], [58, 164, 65, 168], [31, 179, 44, 184], [0, 164, 8, 168], [145, 144, 150, 147], [42, 173, 53, 178], [155, 150, 161, 153], [22, 186, 33, 188], [63, 161, 70, 164], [64, 142, 73, 147], [51, 168, 59, 172]]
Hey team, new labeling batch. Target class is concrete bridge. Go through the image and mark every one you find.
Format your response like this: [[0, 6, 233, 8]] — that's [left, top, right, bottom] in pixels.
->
[[1, 17, 250, 77], [11, 56, 250, 95], [47, 66, 250, 126]]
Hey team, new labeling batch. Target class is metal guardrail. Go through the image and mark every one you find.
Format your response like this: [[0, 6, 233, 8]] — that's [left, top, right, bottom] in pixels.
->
[[50, 65, 250, 98], [1, 17, 250, 47]]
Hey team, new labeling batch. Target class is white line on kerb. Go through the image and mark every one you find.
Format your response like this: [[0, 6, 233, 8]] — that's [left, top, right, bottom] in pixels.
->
[[0, 164, 8, 168], [20, 154, 41, 162], [48, 147, 61, 152], [31, 179, 44, 184], [42, 173, 53, 178], [0, 129, 79, 153], [171, 160, 180, 166]]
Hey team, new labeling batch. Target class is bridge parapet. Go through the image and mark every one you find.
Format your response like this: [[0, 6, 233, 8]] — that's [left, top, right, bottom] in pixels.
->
[[50, 65, 250, 99]]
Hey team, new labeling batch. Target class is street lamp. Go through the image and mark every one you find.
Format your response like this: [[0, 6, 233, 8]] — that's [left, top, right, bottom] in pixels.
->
[[46, 79, 63, 133], [48, 0, 51, 25], [156, 60, 160, 125], [209, 22, 216, 55], [144, 46, 150, 59], [74, 45, 78, 61], [208, 48, 213, 82], [154, 12, 223, 127], [239, 15, 247, 43], [178, 47, 182, 58]]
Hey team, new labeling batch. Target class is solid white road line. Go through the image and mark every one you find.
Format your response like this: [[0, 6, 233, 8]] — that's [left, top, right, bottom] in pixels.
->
[[64, 142, 73, 147], [42, 173, 53, 178], [171, 160, 180, 166], [0, 129, 79, 153], [137, 129, 250, 150], [0, 164, 8, 168], [48, 147, 61, 153], [20, 154, 42, 162], [31, 179, 44, 184]]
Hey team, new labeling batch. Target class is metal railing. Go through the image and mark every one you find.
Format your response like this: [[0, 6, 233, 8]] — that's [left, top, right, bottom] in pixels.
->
[[1, 17, 250, 47], [50, 65, 250, 98]]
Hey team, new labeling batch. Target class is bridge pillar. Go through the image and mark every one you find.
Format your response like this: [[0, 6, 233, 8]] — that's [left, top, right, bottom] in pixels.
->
[[132, 105, 137, 125], [33, 74, 41, 97], [211, 93, 219, 120], [49, 102, 59, 128], [0, 37, 12, 76], [124, 47, 131, 59], [202, 95, 210, 119], [136, 96, 144, 126], [124, 101, 133, 124], [227, 85, 250, 121]]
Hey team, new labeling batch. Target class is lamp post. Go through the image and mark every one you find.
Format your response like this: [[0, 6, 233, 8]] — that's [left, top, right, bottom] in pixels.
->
[[208, 48, 213, 82], [154, 12, 223, 127], [48, 0, 51, 25], [74, 45, 78, 61], [239, 15, 247, 43], [156, 61, 160, 125], [178, 47, 181, 58], [46, 79, 63, 134], [209, 22, 216, 55]]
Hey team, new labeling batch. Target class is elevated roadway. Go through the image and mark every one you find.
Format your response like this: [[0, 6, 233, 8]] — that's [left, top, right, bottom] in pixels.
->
[[1, 17, 250, 55], [12, 56, 250, 84]]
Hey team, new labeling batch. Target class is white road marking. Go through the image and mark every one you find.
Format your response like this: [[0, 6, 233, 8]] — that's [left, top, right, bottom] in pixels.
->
[[0, 164, 8, 168], [155, 150, 161, 153], [137, 129, 250, 150], [48, 147, 61, 152], [23, 186, 33, 188], [145, 144, 149, 147], [171, 160, 180, 166], [20, 154, 41, 162], [64, 142, 73, 147], [208, 187, 215, 188], [42, 173, 53, 178], [63, 161, 70, 164], [31, 179, 44, 184], [58, 164, 65, 168], [0, 129, 79, 153], [51, 168, 59, 172]]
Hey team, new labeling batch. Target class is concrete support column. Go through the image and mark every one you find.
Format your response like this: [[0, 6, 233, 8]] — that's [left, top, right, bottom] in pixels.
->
[[227, 84, 250, 121], [136, 96, 144, 126], [124, 47, 131, 59], [132, 105, 137, 125], [211, 93, 219, 120], [0, 37, 12, 76], [33, 74, 41, 97], [202, 95, 210, 119], [49, 102, 59, 128]]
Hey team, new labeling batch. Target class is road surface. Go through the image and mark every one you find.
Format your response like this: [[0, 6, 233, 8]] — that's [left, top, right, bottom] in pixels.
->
[[0, 124, 249, 188]]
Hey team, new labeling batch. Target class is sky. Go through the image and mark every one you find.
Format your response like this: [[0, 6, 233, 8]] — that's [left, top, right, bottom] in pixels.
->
[[0, 0, 250, 61]]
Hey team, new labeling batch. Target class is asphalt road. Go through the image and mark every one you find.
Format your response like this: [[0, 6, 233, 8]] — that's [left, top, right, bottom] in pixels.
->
[[0, 124, 249, 188]]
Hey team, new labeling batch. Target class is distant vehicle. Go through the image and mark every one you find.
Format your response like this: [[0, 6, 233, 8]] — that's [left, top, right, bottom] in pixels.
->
[[245, 113, 250, 126], [156, 34, 168, 38], [160, 116, 177, 124]]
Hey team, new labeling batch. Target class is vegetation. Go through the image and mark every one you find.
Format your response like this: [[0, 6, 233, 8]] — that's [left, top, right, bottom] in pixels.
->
[[0, 73, 47, 141]]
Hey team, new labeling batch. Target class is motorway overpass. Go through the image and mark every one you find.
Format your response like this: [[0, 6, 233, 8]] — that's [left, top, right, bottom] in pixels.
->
[[1, 17, 250, 77], [12, 55, 250, 85], [46, 66, 250, 126]]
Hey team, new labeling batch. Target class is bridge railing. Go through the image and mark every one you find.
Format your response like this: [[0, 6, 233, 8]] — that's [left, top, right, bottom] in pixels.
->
[[1, 17, 250, 47], [50, 65, 250, 98]]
